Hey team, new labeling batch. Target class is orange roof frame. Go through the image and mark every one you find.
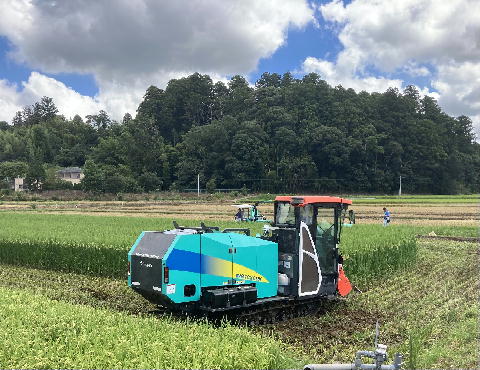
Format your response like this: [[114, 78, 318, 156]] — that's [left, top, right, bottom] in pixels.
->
[[275, 195, 352, 205]]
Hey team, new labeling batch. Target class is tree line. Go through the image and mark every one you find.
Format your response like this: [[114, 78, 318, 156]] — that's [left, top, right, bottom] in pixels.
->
[[1, 72, 479, 194]]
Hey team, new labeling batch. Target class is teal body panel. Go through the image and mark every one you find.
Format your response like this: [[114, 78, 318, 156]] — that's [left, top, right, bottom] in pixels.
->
[[130, 231, 278, 305], [162, 234, 201, 303], [229, 233, 278, 298], [199, 233, 233, 289]]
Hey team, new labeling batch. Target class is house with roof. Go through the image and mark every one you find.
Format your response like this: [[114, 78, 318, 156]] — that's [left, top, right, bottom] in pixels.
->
[[56, 167, 84, 185]]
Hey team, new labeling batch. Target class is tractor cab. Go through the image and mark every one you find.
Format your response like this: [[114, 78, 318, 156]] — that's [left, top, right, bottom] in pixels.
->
[[233, 203, 269, 222], [264, 195, 352, 298]]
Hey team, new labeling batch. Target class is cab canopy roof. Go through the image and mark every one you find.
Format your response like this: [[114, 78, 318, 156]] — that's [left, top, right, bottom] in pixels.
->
[[232, 204, 254, 208], [275, 195, 352, 205]]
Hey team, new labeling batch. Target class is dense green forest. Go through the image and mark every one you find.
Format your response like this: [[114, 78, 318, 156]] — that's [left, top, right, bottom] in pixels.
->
[[1, 72, 479, 194]]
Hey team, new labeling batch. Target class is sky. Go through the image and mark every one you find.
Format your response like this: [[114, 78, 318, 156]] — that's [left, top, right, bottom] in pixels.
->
[[0, 0, 479, 138]]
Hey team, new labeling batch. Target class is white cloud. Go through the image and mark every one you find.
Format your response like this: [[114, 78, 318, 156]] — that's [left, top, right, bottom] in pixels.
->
[[302, 56, 403, 93], [0, 72, 103, 122], [320, 0, 480, 72], [432, 62, 480, 116], [319, 0, 347, 24], [307, 0, 480, 137], [432, 61, 480, 138], [0, 79, 22, 121], [0, 0, 315, 121], [402, 62, 431, 77]]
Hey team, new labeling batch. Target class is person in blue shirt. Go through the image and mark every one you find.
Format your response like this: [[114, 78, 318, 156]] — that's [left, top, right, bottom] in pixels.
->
[[235, 208, 243, 221], [383, 207, 391, 226]]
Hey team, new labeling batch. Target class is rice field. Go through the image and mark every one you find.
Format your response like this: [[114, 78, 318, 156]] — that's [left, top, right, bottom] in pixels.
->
[[0, 287, 298, 369], [0, 196, 477, 369], [0, 211, 476, 284], [0, 212, 426, 283], [341, 226, 417, 283]]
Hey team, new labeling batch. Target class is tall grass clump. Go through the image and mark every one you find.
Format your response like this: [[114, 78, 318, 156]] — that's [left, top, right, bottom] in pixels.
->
[[0, 238, 126, 278], [340, 225, 417, 284]]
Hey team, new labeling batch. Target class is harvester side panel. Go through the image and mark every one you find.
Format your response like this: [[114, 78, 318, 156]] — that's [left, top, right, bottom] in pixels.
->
[[199, 234, 234, 288], [229, 232, 278, 299], [163, 234, 201, 303], [128, 231, 178, 304]]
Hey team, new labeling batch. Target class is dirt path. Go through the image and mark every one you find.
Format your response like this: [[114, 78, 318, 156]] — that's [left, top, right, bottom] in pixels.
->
[[416, 234, 479, 242]]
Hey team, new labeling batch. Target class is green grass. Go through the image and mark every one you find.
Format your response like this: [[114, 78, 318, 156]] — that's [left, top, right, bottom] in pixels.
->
[[341, 225, 417, 284], [0, 212, 250, 246], [0, 287, 300, 369], [0, 212, 476, 281]]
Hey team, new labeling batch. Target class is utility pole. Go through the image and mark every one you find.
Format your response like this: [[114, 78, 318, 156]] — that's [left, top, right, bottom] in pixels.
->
[[197, 174, 200, 197], [398, 175, 402, 196]]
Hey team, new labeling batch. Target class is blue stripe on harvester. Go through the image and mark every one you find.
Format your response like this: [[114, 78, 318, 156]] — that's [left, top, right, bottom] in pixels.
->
[[167, 249, 201, 273]]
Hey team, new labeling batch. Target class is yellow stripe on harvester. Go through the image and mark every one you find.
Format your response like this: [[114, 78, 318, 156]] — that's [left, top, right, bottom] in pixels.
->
[[233, 262, 269, 283]]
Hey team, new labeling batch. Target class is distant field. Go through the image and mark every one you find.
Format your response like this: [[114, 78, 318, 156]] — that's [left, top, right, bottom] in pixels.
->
[[349, 194, 478, 203], [0, 194, 477, 226], [246, 193, 479, 203]]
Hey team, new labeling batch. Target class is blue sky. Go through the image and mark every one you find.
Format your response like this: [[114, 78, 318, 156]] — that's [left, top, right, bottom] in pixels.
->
[[251, 19, 341, 81], [0, 0, 478, 137], [0, 36, 99, 97]]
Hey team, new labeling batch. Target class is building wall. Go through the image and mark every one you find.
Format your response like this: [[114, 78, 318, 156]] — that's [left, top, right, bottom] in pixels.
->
[[57, 171, 84, 185], [14, 178, 24, 192]]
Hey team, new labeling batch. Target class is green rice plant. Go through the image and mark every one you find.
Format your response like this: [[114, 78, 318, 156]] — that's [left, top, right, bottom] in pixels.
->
[[0, 213, 264, 279], [0, 238, 125, 278], [2, 212, 474, 283], [0, 287, 300, 369], [340, 225, 418, 284]]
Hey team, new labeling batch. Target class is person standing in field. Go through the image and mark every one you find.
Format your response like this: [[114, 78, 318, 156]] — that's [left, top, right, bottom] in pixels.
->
[[235, 208, 244, 221], [383, 207, 391, 226]]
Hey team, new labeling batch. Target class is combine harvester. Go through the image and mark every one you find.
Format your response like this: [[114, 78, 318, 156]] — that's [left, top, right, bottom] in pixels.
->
[[128, 195, 353, 323]]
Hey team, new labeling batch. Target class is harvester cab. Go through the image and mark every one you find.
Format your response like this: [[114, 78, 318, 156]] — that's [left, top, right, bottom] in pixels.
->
[[263, 196, 352, 298], [128, 195, 352, 320]]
